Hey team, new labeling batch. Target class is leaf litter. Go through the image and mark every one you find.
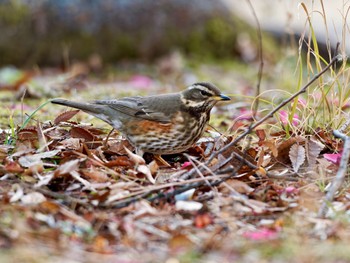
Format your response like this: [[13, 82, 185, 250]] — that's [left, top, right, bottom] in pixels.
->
[[0, 66, 349, 262]]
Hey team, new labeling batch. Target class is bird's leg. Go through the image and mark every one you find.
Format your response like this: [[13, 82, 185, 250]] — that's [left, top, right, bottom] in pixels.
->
[[153, 154, 171, 167]]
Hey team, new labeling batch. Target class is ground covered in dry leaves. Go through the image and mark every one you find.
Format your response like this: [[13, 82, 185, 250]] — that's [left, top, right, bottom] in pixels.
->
[[0, 60, 350, 263]]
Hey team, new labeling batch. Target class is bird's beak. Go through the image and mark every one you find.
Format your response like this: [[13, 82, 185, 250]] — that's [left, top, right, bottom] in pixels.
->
[[213, 94, 231, 101]]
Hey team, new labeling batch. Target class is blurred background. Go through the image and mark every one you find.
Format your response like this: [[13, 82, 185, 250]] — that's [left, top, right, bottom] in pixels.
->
[[0, 0, 345, 67]]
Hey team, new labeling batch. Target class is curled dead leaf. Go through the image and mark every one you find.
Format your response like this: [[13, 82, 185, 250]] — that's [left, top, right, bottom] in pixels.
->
[[70, 127, 96, 141], [54, 110, 80, 125], [55, 159, 80, 176], [137, 164, 155, 184], [123, 146, 145, 165]]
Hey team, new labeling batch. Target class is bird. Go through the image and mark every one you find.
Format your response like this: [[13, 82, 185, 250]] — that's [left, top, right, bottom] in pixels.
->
[[51, 82, 230, 165]]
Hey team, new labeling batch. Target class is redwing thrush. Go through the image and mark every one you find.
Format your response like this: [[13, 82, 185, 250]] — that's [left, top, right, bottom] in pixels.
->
[[51, 82, 230, 159]]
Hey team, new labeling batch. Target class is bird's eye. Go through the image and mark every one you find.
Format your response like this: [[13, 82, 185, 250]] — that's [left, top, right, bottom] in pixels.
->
[[200, 90, 210, 96]]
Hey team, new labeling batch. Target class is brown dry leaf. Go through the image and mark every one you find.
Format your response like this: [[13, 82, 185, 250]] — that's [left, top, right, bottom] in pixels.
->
[[276, 136, 305, 163], [220, 144, 257, 171], [105, 139, 133, 155], [289, 144, 306, 173], [219, 179, 254, 194], [276, 137, 297, 162], [58, 138, 82, 150], [256, 147, 265, 167], [45, 127, 69, 140], [316, 128, 339, 151], [70, 127, 96, 141], [0, 145, 13, 161], [104, 156, 133, 167], [260, 140, 278, 157], [55, 159, 80, 176], [306, 137, 325, 167], [39, 201, 61, 214], [4, 161, 24, 173], [17, 128, 38, 141], [82, 167, 109, 183], [54, 110, 80, 125], [256, 129, 266, 141]]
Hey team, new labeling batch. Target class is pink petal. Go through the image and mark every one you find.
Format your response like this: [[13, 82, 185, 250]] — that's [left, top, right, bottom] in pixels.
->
[[181, 162, 192, 169], [279, 110, 299, 126], [323, 153, 342, 164], [242, 228, 278, 241], [237, 108, 254, 120], [285, 186, 298, 195]]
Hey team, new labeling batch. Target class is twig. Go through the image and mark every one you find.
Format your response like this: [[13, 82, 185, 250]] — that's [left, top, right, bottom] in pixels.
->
[[108, 172, 241, 209], [318, 129, 350, 217], [17, 181, 92, 207]]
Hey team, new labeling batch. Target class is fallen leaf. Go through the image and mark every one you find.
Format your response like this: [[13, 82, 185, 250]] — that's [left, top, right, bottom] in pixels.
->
[[55, 159, 80, 176], [124, 146, 145, 165], [18, 150, 60, 168], [289, 144, 306, 172], [82, 167, 109, 183], [54, 110, 80, 125], [137, 164, 155, 184], [306, 138, 324, 167], [70, 127, 96, 141], [21, 192, 46, 205], [4, 161, 24, 173]]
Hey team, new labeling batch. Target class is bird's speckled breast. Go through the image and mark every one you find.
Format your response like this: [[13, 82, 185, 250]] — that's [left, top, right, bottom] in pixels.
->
[[124, 111, 209, 155]]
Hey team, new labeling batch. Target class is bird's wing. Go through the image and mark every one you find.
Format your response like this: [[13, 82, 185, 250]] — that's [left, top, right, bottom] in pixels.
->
[[94, 96, 172, 123]]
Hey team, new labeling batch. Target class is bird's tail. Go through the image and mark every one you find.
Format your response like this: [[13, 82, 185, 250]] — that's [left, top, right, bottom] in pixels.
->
[[51, 98, 115, 126], [51, 98, 99, 113], [51, 98, 112, 122]]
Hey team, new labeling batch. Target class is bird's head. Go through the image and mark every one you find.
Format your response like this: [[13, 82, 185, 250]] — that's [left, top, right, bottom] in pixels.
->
[[181, 82, 230, 111]]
